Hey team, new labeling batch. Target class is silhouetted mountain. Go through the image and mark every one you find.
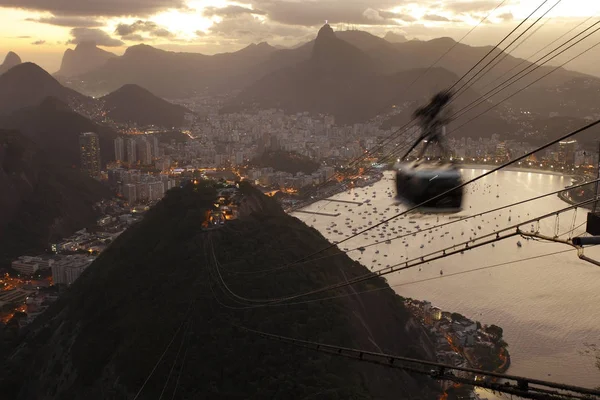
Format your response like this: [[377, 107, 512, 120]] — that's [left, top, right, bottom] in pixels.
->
[[0, 180, 439, 399], [505, 76, 600, 120], [225, 25, 482, 124], [56, 42, 117, 77], [77, 42, 279, 97], [0, 97, 118, 167], [0, 51, 21, 75], [389, 37, 589, 89], [0, 130, 110, 263], [251, 150, 319, 174], [101, 84, 189, 127], [384, 32, 408, 43], [0, 63, 87, 115]]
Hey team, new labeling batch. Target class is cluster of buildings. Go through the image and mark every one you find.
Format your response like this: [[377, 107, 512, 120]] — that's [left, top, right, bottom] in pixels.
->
[[406, 299, 509, 391], [164, 107, 396, 169], [245, 166, 336, 190], [11, 254, 96, 286], [114, 135, 161, 166], [444, 135, 598, 168], [1, 197, 155, 326], [107, 168, 176, 204]]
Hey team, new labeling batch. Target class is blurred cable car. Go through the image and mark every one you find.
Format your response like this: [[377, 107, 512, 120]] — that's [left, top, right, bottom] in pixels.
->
[[395, 161, 463, 212], [394, 90, 463, 213]]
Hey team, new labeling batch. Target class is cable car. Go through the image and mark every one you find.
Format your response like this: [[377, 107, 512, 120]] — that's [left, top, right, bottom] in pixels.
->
[[393, 90, 463, 213], [395, 161, 463, 213]]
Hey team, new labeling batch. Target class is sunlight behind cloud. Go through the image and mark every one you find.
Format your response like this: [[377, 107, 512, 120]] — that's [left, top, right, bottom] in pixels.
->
[[151, 8, 215, 39]]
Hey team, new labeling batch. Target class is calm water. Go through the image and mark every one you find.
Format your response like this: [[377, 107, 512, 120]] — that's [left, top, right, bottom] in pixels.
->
[[293, 169, 600, 389]]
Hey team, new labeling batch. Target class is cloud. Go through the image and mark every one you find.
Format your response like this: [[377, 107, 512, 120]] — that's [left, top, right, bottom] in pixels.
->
[[31, 39, 46, 45], [379, 10, 416, 22], [27, 16, 103, 27], [208, 13, 312, 44], [423, 14, 450, 22], [247, 0, 406, 27], [15, 35, 32, 39], [498, 12, 513, 21], [68, 27, 124, 47], [203, 5, 266, 17], [445, 0, 503, 14], [115, 20, 175, 39], [0, 0, 185, 16], [122, 33, 145, 41], [363, 8, 384, 22]]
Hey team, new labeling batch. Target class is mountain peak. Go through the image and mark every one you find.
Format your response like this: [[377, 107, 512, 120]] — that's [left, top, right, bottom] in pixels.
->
[[124, 43, 163, 56], [317, 23, 335, 40], [57, 42, 116, 77], [101, 83, 188, 127], [384, 31, 407, 43], [4, 62, 51, 80], [0, 51, 22, 75], [75, 41, 98, 50], [4, 51, 21, 65]]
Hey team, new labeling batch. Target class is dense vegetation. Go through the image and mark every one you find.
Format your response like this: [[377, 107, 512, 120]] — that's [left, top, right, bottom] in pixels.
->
[[0, 180, 438, 399], [0, 130, 110, 264], [251, 150, 320, 175]]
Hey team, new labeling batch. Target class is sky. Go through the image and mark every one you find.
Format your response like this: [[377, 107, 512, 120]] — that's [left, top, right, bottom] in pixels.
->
[[1, 0, 600, 75]]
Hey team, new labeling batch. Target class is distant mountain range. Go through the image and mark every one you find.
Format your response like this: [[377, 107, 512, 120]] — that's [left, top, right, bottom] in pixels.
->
[[60, 26, 591, 100], [0, 51, 21, 75], [75, 42, 279, 97], [56, 42, 117, 77], [2, 23, 599, 138], [224, 24, 483, 124], [0, 61, 190, 132], [101, 84, 189, 127], [0, 129, 110, 263]]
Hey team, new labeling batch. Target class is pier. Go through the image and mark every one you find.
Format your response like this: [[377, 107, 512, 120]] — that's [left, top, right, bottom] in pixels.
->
[[327, 199, 364, 205], [295, 210, 341, 217]]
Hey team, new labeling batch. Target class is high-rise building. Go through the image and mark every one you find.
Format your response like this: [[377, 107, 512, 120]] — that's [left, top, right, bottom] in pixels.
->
[[495, 142, 508, 161], [79, 132, 101, 178], [558, 140, 577, 166], [123, 183, 137, 203], [137, 137, 152, 165], [114, 137, 125, 162], [127, 138, 137, 164], [151, 135, 159, 158], [51, 255, 94, 285], [148, 181, 165, 201]]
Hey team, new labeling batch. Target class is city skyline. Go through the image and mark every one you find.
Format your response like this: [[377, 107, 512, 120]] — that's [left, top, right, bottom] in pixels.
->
[[2, 0, 600, 75]]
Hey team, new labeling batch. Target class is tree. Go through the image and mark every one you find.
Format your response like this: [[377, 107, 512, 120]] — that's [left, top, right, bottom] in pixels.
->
[[486, 324, 503, 338], [451, 312, 466, 322]]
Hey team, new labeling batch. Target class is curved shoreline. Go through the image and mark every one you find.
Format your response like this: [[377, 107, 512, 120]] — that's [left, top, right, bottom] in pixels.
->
[[459, 163, 573, 178]]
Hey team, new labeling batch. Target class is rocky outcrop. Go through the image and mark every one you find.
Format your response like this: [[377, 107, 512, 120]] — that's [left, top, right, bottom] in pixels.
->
[[0, 51, 21, 75]]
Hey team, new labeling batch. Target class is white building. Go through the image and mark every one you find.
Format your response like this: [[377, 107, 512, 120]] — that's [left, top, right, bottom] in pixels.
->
[[11, 257, 39, 275], [114, 137, 125, 162], [123, 183, 137, 203], [148, 181, 165, 201], [52, 255, 94, 285]]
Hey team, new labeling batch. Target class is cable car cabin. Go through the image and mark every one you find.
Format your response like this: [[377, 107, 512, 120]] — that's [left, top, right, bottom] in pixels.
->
[[395, 162, 463, 213]]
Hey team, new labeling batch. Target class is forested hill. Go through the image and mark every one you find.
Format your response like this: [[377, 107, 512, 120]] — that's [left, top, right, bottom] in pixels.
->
[[0, 181, 439, 399], [251, 150, 320, 174]]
